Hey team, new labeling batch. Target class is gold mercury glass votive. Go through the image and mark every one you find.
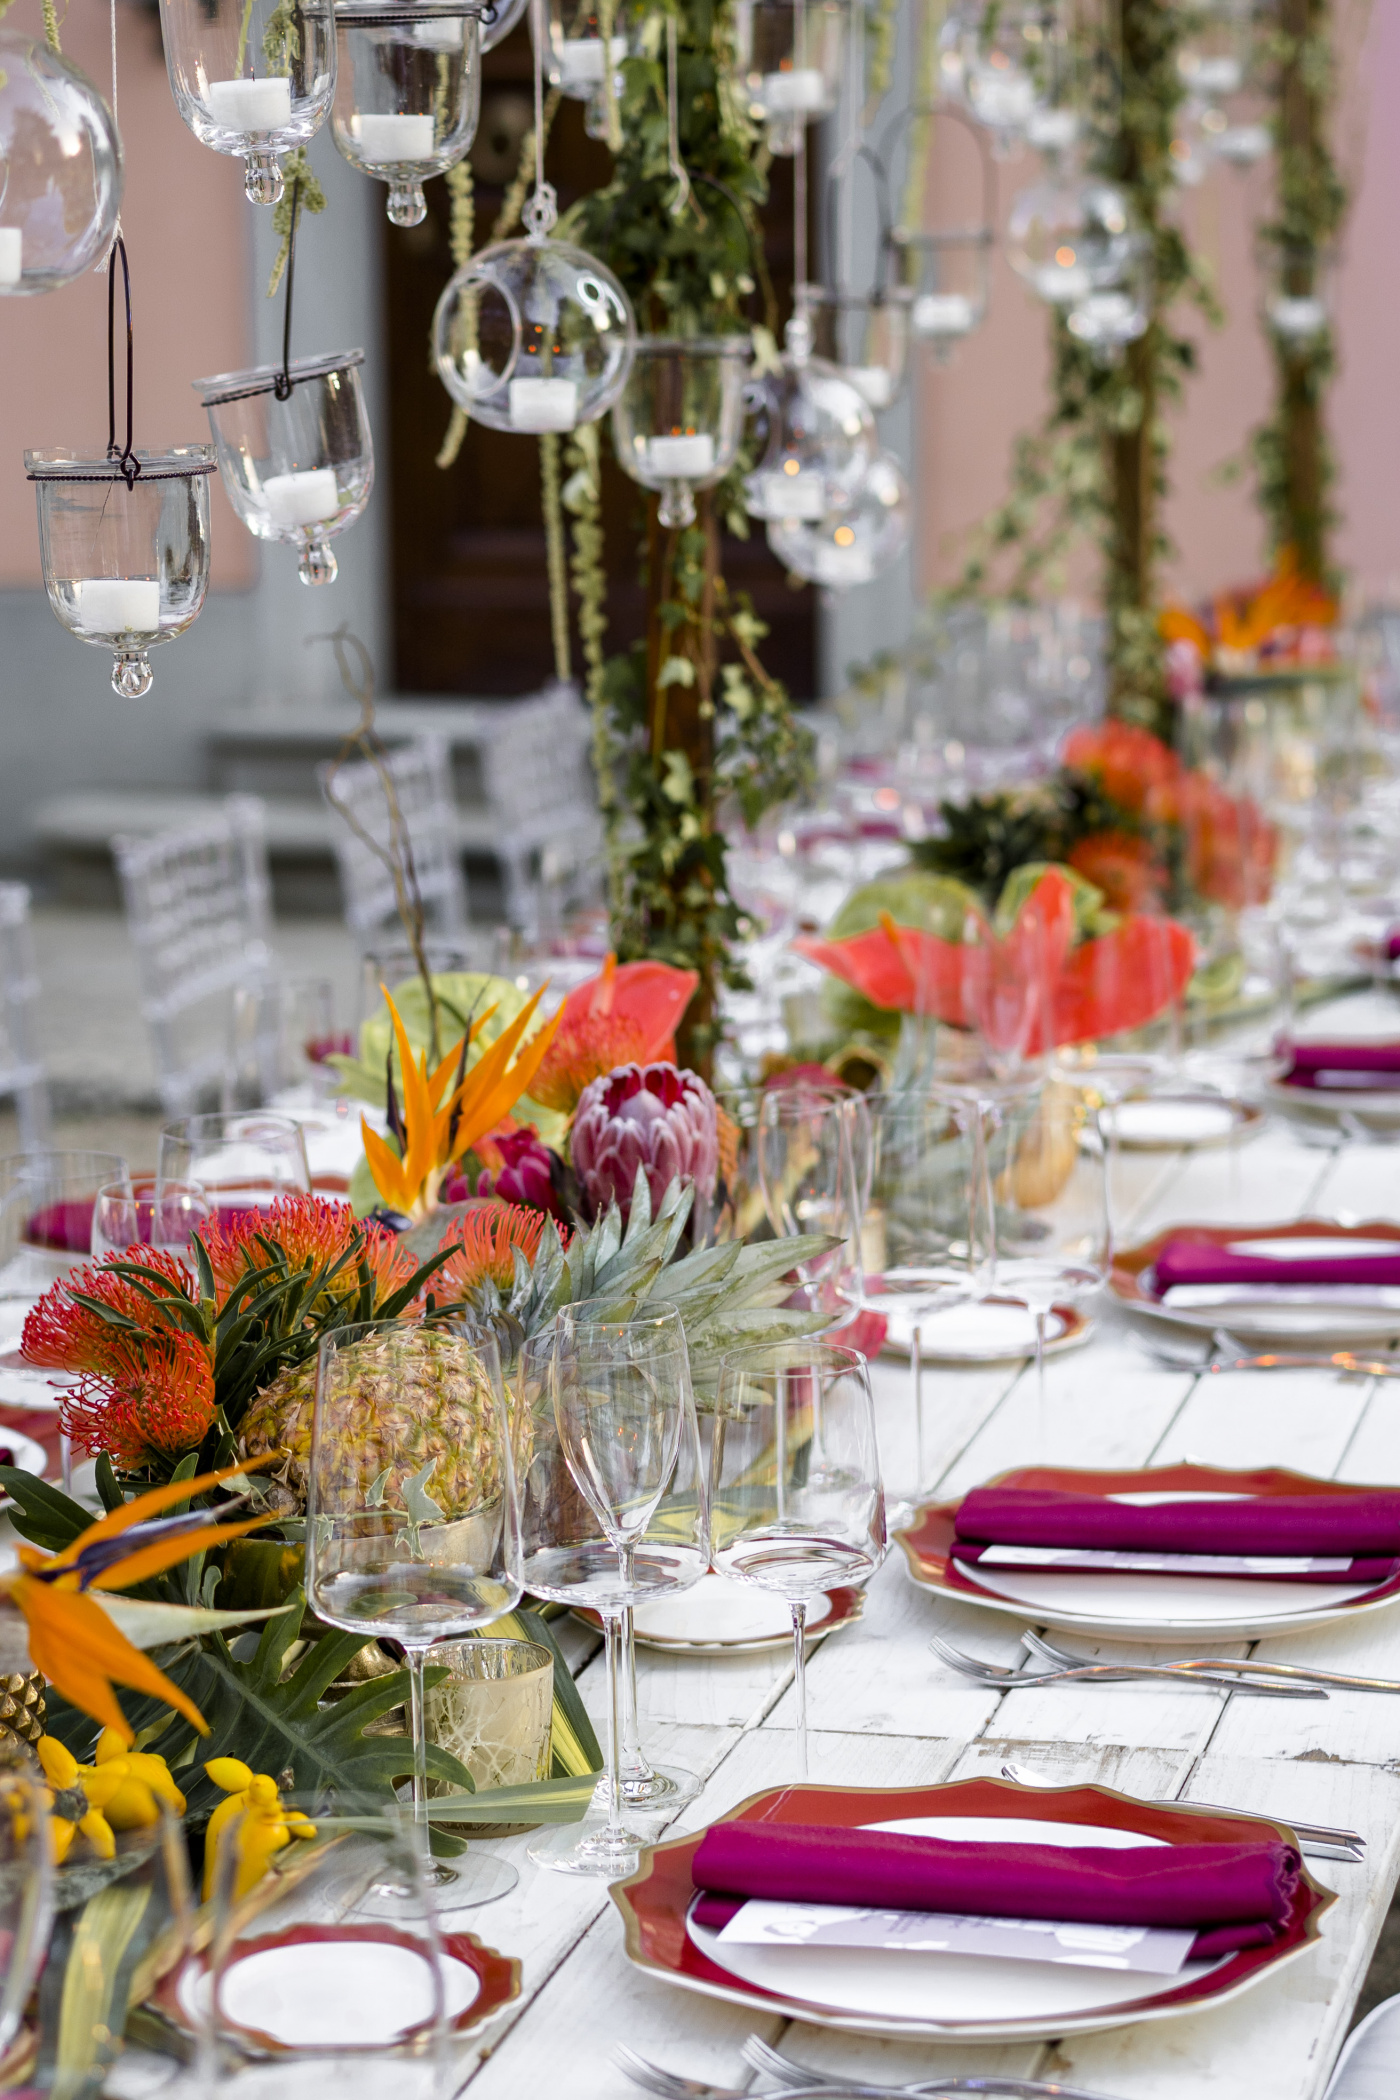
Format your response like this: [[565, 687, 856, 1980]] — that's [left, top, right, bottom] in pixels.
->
[[426, 1638, 553, 1792]]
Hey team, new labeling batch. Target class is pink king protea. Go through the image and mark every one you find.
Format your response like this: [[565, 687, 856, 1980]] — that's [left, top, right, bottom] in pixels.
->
[[570, 1062, 719, 1220]]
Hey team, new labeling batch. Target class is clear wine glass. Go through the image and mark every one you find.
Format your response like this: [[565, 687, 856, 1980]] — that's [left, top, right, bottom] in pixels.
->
[[756, 1081, 870, 1315], [0, 1149, 130, 1295], [529, 1302, 709, 1878], [711, 1340, 886, 1778], [158, 1112, 311, 1223], [91, 1177, 212, 1273], [0, 1764, 53, 2061], [306, 1319, 523, 1908]]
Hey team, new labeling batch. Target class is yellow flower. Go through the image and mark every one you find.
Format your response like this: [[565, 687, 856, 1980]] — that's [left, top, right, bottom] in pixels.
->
[[203, 1759, 316, 1901], [35, 1735, 128, 1864], [92, 1727, 186, 1829]]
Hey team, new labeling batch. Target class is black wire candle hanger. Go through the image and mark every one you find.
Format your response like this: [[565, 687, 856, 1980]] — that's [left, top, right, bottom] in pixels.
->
[[274, 176, 302, 403], [106, 234, 139, 488]]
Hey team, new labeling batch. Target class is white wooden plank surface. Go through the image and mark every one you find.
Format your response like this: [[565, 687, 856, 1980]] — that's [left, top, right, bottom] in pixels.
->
[[450, 1001, 1400, 2100]]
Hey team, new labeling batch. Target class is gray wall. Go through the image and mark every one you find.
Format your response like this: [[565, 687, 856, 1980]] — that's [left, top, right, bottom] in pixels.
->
[[0, 128, 388, 880]]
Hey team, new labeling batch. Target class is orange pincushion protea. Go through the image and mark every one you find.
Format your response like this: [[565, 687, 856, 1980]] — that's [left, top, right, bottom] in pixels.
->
[[431, 1202, 558, 1300], [20, 1248, 192, 1376], [201, 1194, 418, 1309], [64, 1329, 218, 1469]]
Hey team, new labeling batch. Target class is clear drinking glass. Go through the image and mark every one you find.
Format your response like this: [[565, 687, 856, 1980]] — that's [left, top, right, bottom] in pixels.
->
[[527, 1303, 709, 1877], [712, 1340, 885, 1777], [305, 1321, 523, 1907], [157, 1113, 312, 1222], [757, 1081, 869, 1314], [90, 1177, 211, 1271], [0, 1148, 130, 1293], [0, 1764, 53, 2060]]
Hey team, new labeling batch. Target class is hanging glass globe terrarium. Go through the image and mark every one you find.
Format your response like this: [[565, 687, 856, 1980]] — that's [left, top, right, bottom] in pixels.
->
[[536, 0, 635, 139], [332, 3, 483, 227], [767, 451, 910, 589], [612, 336, 750, 528], [1006, 174, 1135, 305], [28, 450, 214, 696], [0, 33, 122, 294], [743, 319, 876, 524], [197, 350, 374, 585], [158, 0, 335, 203], [733, 0, 845, 156]]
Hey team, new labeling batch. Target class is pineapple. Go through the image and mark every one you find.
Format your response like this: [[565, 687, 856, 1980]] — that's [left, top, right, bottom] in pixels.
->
[[0, 1672, 44, 1758]]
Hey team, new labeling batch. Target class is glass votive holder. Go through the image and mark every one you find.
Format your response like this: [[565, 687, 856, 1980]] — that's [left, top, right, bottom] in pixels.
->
[[767, 450, 911, 590], [433, 235, 635, 434], [0, 32, 122, 295], [538, 0, 635, 139], [157, 0, 335, 203], [611, 335, 750, 528], [798, 286, 913, 411], [332, 3, 483, 227], [26, 449, 214, 697], [426, 1638, 553, 1792], [743, 354, 876, 523], [733, 0, 844, 154], [196, 350, 374, 586]]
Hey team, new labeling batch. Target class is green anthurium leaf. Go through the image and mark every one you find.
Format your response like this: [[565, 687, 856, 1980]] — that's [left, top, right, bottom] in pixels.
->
[[0, 1468, 93, 1552], [827, 869, 981, 942]]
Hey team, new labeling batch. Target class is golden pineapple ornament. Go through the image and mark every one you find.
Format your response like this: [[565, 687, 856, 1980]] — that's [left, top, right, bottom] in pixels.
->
[[0, 1672, 45, 1756]]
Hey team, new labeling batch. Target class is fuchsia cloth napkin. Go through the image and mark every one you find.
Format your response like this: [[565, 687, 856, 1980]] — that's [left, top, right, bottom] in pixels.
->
[[1284, 1041, 1400, 1091], [24, 1199, 97, 1253], [1152, 1236, 1400, 1291], [948, 1483, 1400, 1581], [690, 1822, 1300, 1959]]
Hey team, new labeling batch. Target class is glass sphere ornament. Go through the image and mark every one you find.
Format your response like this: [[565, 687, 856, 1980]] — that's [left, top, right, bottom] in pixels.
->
[[798, 285, 913, 411], [197, 350, 373, 586], [743, 321, 876, 524], [0, 33, 122, 294], [536, 0, 635, 139], [157, 0, 335, 204], [954, 1, 1063, 158], [332, 3, 482, 227], [733, 0, 845, 155], [482, 0, 530, 49], [26, 449, 214, 697], [1006, 175, 1134, 305], [432, 225, 635, 435], [767, 451, 910, 589], [1066, 242, 1150, 362], [611, 335, 750, 528]]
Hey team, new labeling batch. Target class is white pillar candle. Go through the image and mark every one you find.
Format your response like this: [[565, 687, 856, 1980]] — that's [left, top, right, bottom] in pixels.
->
[[761, 67, 826, 113], [557, 35, 625, 88], [645, 432, 715, 478], [355, 112, 436, 162], [206, 75, 293, 133], [261, 468, 340, 529], [912, 291, 975, 338], [74, 578, 160, 635], [847, 366, 893, 410], [508, 376, 579, 432], [0, 228, 22, 288]]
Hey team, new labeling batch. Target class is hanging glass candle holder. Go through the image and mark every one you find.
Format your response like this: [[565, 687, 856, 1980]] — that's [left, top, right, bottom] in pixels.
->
[[797, 285, 913, 412], [433, 229, 634, 434], [611, 336, 750, 528], [197, 350, 374, 585], [743, 329, 876, 522], [0, 32, 122, 294], [331, 3, 482, 227], [1066, 240, 1151, 363], [882, 101, 993, 358], [1262, 240, 1330, 347], [954, 0, 1063, 159], [482, 0, 529, 45], [767, 451, 910, 589], [1006, 175, 1134, 305], [157, 0, 335, 204], [733, 0, 845, 155], [1176, 0, 1254, 106], [537, 0, 634, 139], [28, 451, 213, 696]]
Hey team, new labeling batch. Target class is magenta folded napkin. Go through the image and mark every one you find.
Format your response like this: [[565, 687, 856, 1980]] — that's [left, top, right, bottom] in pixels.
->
[[948, 1484, 1400, 1582], [1284, 1041, 1400, 1092], [24, 1199, 98, 1255], [690, 1822, 1300, 1960], [1152, 1236, 1400, 1292]]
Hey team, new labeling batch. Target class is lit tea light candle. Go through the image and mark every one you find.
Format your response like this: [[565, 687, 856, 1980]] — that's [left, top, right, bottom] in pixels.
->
[[912, 291, 975, 338], [557, 35, 625, 88], [0, 228, 22, 288], [74, 578, 160, 635], [1033, 260, 1091, 304], [205, 75, 293, 133], [261, 468, 340, 529], [760, 67, 826, 113], [646, 431, 715, 478], [761, 466, 826, 520], [847, 366, 893, 410], [356, 112, 436, 161], [508, 376, 579, 432]]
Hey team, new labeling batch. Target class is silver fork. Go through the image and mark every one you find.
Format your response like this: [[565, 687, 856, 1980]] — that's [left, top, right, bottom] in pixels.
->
[[998, 1759, 1365, 1861], [1025, 1627, 1400, 1697], [930, 1634, 1326, 1698], [741, 2035, 1130, 2100], [614, 2046, 1128, 2100]]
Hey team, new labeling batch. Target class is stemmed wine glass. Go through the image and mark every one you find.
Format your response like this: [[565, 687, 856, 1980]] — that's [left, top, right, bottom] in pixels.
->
[[529, 1302, 709, 1878], [306, 1319, 523, 1907], [91, 1178, 212, 1273], [711, 1340, 886, 1778], [158, 1112, 312, 1222], [757, 1081, 871, 1315]]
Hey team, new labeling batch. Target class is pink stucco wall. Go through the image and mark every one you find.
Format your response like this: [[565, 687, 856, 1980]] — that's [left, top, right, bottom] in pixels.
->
[[916, 0, 1393, 605], [0, 0, 254, 587]]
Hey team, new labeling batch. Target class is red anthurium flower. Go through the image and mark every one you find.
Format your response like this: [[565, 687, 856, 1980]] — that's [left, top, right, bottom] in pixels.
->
[[559, 955, 699, 1065]]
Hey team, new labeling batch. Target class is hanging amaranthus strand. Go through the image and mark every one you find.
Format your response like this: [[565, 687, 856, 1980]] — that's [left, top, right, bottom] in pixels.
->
[[40, 0, 59, 49], [267, 147, 325, 296], [562, 425, 623, 912], [436, 159, 476, 470], [540, 432, 572, 684]]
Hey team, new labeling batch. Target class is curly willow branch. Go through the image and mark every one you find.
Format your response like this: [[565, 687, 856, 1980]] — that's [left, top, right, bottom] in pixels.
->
[[539, 432, 572, 685]]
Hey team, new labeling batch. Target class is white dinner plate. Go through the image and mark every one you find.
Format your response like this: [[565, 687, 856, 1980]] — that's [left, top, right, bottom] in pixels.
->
[[880, 1299, 1093, 1362], [571, 1576, 864, 1653], [1104, 1097, 1261, 1150], [1267, 1076, 1400, 1132], [0, 1429, 49, 1495]]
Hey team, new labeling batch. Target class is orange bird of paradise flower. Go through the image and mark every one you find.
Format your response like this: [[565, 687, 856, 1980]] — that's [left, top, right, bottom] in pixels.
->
[[7, 1463, 271, 1743], [361, 982, 564, 1219]]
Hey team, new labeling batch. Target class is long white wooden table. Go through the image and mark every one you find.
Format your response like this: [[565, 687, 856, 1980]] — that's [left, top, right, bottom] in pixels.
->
[[440, 1001, 1400, 2100]]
